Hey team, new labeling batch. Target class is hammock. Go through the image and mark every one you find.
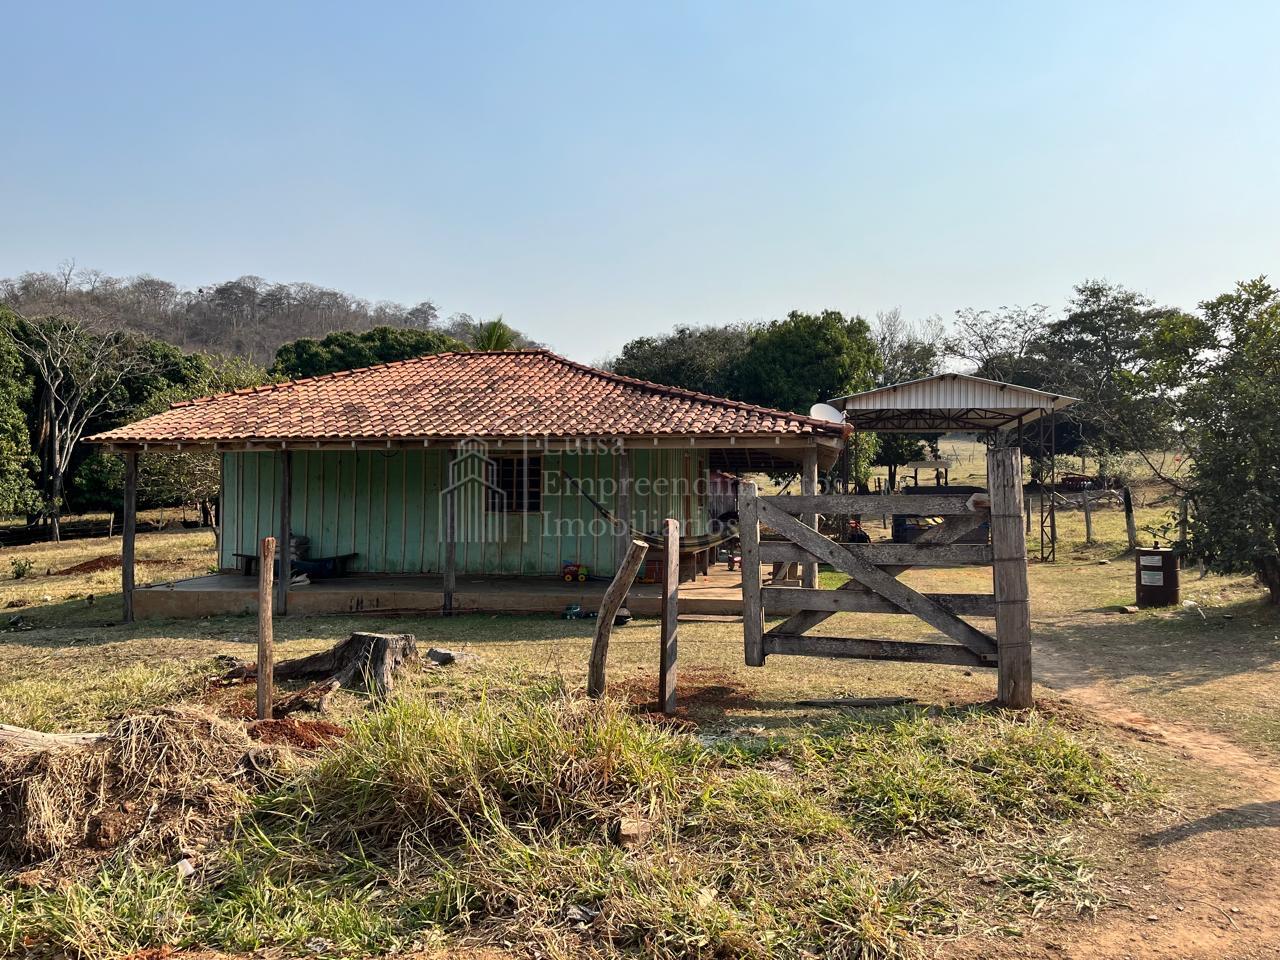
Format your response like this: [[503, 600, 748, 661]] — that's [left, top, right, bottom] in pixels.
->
[[558, 469, 738, 552]]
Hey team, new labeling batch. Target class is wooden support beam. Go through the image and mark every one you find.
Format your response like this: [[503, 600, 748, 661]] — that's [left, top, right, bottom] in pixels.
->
[[739, 483, 764, 666], [257, 535, 276, 721], [443, 446, 456, 615], [988, 444, 1033, 707], [756, 498, 998, 660], [614, 447, 631, 572], [762, 493, 979, 516], [801, 445, 819, 589], [760, 541, 992, 567], [587, 539, 648, 698], [764, 633, 991, 668], [277, 450, 292, 615], [763, 585, 996, 617], [122, 451, 137, 623], [659, 518, 679, 715]]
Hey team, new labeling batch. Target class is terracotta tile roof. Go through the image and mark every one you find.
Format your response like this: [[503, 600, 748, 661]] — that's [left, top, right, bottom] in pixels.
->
[[87, 350, 845, 447]]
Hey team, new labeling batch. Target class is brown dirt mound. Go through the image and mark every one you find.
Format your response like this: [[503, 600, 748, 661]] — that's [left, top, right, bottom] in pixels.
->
[[0, 706, 285, 868], [612, 669, 758, 726], [249, 717, 347, 749], [52, 554, 174, 576]]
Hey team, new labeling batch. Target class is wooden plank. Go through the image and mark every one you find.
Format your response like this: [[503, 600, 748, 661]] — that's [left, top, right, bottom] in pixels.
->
[[257, 535, 276, 720], [762, 493, 978, 516], [801, 445, 819, 589], [277, 450, 291, 615], [122, 452, 137, 623], [587, 539, 649, 698], [764, 633, 991, 668], [988, 445, 1033, 706], [768, 511, 989, 638], [760, 541, 992, 567], [756, 498, 998, 660], [659, 518, 679, 715], [763, 585, 995, 617], [738, 482, 765, 666]]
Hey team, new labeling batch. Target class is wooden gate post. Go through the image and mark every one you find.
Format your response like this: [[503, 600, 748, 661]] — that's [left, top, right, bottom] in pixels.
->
[[257, 535, 277, 721], [588, 539, 648, 699], [987, 443, 1033, 708], [739, 482, 764, 666], [659, 518, 679, 715], [801, 445, 819, 588], [122, 451, 137, 623]]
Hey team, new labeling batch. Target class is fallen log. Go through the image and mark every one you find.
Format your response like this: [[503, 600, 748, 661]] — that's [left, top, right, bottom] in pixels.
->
[[0, 724, 106, 750], [223, 632, 419, 702]]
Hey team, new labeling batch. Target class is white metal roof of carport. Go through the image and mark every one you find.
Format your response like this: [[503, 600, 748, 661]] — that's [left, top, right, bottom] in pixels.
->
[[829, 373, 1077, 432]]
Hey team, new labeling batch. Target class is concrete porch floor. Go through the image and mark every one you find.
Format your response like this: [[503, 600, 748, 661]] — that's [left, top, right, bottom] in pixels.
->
[[133, 565, 746, 619]]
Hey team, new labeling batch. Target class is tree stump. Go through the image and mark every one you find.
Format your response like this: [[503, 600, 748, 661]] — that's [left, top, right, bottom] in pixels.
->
[[224, 632, 419, 703]]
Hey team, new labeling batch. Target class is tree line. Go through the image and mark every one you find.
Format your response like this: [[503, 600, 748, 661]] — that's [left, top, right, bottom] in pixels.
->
[[0, 265, 1276, 603]]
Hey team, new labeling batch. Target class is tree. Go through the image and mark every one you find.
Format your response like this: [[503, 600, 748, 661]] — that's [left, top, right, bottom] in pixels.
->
[[1171, 278, 1280, 603], [0, 310, 38, 516], [270, 326, 468, 379], [610, 323, 755, 396], [734, 310, 881, 413], [8, 315, 161, 539], [1037, 281, 1188, 463], [947, 304, 1051, 385], [470, 316, 519, 351]]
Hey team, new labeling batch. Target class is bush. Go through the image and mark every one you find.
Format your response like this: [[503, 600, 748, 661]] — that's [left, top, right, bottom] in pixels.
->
[[9, 557, 33, 580]]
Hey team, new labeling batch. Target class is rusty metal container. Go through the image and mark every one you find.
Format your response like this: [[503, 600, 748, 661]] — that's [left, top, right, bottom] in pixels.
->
[[1136, 547, 1180, 607]]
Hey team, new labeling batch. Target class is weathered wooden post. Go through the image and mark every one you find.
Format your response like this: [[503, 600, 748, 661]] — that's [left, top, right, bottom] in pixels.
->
[[801, 445, 819, 589], [277, 449, 292, 615], [987, 443, 1033, 708], [1082, 489, 1094, 543], [1122, 486, 1138, 553], [659, 518, 679, 715], [122, 451, 137, 623], [739, 482, 764, 667], [587, 539, 648, 699], [257, 535, 277, 721]]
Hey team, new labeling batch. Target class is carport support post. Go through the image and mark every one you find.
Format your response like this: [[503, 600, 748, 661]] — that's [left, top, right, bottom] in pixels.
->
[[277, 449, 292, 615], [122, 451, 137, 623], [801, 444, 819, 588], [987, 442, 1033, 708]]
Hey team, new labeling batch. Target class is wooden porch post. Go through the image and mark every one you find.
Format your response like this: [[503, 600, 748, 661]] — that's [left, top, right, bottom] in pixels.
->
[[443, 445, 456, 615], [122, 451, 137, 623], [987, 442, 1033, 708], [739, 482, 764, 666], [801, 444, 819, 588], [277, 450, 292, 615], [614, 446, 631, 572]]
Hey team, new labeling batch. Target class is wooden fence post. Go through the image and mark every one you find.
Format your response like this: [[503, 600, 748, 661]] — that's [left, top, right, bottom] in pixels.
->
[[739, 483, 764, 667], [801, 445, 819, 589], [1082, 490, 1094, 543], [122, 452, 137, 624], [987, 444, 1033, 708], [257, 535, 277, 721], [588, 539, 648, 698], [659, 518, 679, 715]]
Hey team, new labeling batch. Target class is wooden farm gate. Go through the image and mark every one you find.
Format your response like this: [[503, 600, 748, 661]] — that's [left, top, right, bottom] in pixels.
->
[[738, 445, 1032, 707]]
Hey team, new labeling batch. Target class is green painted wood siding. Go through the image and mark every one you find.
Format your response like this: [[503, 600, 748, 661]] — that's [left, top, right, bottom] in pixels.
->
[[219, 447, 709, 576]]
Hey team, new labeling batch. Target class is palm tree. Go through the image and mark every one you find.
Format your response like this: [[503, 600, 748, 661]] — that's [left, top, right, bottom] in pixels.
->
[[470, 316, 519, 351]]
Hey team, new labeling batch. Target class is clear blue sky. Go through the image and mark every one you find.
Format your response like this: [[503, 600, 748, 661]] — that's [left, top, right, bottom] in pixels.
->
[[3, 1, 1277, 362]]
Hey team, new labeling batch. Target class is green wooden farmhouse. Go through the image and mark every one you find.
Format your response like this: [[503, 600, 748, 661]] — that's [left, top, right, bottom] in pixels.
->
[[89, 350, 845, 619]]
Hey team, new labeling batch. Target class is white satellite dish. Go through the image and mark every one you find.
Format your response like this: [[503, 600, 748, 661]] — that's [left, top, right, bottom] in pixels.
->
[[808, 402, 845, 424]]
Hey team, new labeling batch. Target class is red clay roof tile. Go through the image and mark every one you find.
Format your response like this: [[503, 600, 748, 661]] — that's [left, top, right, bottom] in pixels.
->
[[87, 349, 844, 446]]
